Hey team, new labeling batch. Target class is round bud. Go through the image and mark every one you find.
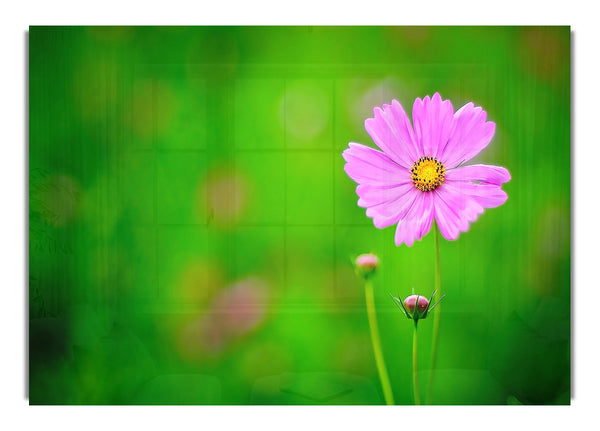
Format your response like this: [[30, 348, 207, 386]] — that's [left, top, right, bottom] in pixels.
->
[[355, 253, 379, 269], [403, 295, 429, 315], [354, 253, 379, 278]]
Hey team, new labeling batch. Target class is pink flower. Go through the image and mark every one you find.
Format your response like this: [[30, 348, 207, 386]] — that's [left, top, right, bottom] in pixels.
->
[[343, 93, 510, 246]]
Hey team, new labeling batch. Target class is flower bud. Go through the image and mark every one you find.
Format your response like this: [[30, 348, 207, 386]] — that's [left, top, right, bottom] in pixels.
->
[[390, 290, 444, 323], [354, 253, 379, 278], [403, 295, 429, 315]]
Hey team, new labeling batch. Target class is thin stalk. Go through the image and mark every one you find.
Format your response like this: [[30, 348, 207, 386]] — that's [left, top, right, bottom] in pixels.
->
[[364, 279, 395, 405], [412, 321, 420, 405], [427, 223, 442, 404]]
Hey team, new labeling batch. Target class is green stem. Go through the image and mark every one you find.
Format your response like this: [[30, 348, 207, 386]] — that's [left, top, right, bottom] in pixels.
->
[[413, 321, 420, 405], [427, 223, 442, 404], [364, 279, 395, 405]]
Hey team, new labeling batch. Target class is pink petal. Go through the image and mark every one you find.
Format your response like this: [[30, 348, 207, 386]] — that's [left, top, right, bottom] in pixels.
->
[[432, 184, 487, 241], [365, 100, 420, 168], [394, 191, 434, 247], [412, 93, 455, 159], [366, 187, 420, 229], [342, 142, 410, 185], [466, 184, 508, 208], [445, 164, 511, 185], [418, 192, 435, 238], [462, 196, 485, 223], [383, 100, 422, 162], [440, 102, 496, 168], [432, 190, 463, 240], [434, 183, 469, 212], [357, 182, 415, 207], [444, 181, 508, 209]]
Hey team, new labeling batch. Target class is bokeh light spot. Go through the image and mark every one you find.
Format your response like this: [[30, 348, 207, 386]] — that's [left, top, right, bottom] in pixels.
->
[[128, 79, 176, 138], [280, 80, 331, 143], [200, 166, 250, 228]]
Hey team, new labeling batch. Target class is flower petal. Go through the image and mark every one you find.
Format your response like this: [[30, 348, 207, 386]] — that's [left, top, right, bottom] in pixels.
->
[[464, 198, 485, 223], [445, 164, 511, 186], [412, 93, 455, 159], [441, 102, 496, 168], [357, 182, 415, 207], [342, 142, 411, 185], [342, 142, 418, 229], [432, 183, 487, 241], [365, 100, 420, 167], [432, 189, 465, 240], [417, 192, 435, 239], [394, 191, 434, 247], [366, 186, 420, 229], [444, 180, 508, 209], [466, 184, 508, 208]]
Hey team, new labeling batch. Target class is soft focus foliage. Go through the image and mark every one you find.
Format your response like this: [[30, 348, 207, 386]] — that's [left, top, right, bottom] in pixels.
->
[[29, 26, 570, 405]]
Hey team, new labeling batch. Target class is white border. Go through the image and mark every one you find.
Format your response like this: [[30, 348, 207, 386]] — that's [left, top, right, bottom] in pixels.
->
[[3, 1, 599, 429]]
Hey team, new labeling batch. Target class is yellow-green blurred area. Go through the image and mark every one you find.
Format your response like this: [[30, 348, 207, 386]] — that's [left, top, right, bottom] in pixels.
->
[[28, 26, 570, 405]]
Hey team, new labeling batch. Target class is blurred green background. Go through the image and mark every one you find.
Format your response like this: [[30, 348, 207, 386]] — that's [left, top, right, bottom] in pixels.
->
[[28, 26, 570, 405]]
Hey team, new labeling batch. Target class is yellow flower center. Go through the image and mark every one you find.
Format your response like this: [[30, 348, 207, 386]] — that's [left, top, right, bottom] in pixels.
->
[[411, 156, 445, 192]]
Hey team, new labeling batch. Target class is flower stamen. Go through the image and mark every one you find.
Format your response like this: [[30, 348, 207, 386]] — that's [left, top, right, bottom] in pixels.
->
[[411, 156, 445, 192]]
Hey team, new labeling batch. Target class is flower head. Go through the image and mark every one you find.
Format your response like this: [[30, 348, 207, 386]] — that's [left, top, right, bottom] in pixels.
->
[[343, 93, 510, 246]]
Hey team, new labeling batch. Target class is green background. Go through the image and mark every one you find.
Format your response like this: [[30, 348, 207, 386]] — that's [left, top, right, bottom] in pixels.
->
[[28, 26, 570, 405]]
